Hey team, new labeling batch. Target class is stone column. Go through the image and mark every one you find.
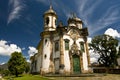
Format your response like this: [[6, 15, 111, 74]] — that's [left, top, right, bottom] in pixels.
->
[[59, 35, 64, 74], [85, 42, 90, 66], [80, 52, 84, 73], [49, 33, 54, 73], [84, 37, 90, 66]]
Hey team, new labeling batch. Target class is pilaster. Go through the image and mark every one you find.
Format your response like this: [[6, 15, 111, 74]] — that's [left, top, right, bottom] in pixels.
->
[[49, 33, 55, 73], [84, 37, 90, 66], [59, 35, 64, 74]]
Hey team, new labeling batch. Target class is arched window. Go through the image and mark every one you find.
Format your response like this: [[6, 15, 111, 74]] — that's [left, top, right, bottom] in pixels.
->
[[45, 39, 47, 44], [46, 17, 49, 25], [55, 41, 59, 52], [80, 42, 84, 52], [64, 39, 69, 50], [55, 19, 57, 25]]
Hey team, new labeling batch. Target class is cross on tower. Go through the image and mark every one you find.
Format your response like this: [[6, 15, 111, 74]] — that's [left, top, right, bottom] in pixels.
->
[[49, 0, 52, 8]]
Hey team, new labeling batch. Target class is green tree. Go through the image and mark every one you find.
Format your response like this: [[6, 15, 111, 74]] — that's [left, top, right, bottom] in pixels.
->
[[118, 46, 120, 57], [25, 62, 30, 73], [8, 52, 26, 77], [89, 35, 119, 67]]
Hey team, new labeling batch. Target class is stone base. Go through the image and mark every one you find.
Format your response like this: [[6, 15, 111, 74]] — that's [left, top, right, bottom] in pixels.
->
[[59, 69, 64, 74], [44, 73, 106, 77]]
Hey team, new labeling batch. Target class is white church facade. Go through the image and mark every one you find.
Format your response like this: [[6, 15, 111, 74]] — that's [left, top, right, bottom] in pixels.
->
[[30, 5, 91, 75]]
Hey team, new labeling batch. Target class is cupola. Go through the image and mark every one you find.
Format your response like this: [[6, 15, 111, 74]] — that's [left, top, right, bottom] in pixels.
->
[[43, 5, 57, 31], [68, 14, 83, 29]]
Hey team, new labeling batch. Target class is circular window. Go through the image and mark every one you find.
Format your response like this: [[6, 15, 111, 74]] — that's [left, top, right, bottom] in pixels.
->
[[44, 54, 47, 59]]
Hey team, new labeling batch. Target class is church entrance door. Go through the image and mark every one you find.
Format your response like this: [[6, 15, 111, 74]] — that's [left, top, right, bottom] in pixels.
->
[[73, 54, 81, 73]]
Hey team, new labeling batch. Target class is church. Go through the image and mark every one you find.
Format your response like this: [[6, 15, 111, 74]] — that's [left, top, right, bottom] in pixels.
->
[[30, 5, 91, 75]]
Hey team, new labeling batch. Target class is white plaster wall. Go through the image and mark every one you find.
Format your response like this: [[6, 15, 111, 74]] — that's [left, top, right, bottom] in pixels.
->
[[63, 35, 73, 71], [49, 16, 56, 28], [82, 51, 88, 70], [76, 38, 84, 43], [69, 23, 76, 27], [77, 23, 82, 29], [36, 55, 41, 72], [49, 28, 55, 31], [76, 38, 84, 50], [42, 38, 51, 71], [53, 17, 56, 28], [64, 50, 70, 71]]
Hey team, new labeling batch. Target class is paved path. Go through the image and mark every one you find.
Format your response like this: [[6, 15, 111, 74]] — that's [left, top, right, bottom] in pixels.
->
[[47, 74, 120, 80]]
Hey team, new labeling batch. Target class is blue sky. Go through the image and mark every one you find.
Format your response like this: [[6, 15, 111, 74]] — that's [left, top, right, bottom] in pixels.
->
[[0, 0, 120, 64]]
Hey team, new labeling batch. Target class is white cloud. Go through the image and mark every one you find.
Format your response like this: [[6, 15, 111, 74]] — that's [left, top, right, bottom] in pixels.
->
[[89, 50, 100, 63], [26, 59, 31, 63], [87, 37, 92, 43], [8, 0, 26, 24], [22, 47, 25, 50], [0, 62, 5, 65], [28, 46, 38, 57], [37, 0, 71, 19], [88, 37, 99, 63], [0, 40, 21, 56], [90, 5, 120, 34], [104, 28, 120, 38], [75, 0, 120, 35]]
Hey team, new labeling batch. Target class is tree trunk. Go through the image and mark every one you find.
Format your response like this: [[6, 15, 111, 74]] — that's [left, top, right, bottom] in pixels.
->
[[15, 69, 18, 77]]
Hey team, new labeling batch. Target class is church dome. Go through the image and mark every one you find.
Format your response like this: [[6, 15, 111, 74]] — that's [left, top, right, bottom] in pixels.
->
[[74, 17, 82, 21], [68, 13, 82, 24], [44, 6, 57, 16]]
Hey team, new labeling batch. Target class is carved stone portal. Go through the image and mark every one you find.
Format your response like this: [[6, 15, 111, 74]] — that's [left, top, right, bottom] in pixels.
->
[[69, 41, 83, 74]]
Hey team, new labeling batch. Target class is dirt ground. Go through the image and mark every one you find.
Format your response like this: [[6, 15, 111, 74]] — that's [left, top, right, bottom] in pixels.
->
[[48, 74, 120, 80]]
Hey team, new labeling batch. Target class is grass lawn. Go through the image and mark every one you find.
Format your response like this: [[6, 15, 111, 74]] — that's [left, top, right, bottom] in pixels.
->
[[3, 74, 120, 80], [4, 74, 52, 80]]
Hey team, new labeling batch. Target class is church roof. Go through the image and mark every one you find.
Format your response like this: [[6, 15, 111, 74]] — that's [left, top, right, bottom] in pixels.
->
[[74, 17, 81, 21], [44, 5, 56, 15]]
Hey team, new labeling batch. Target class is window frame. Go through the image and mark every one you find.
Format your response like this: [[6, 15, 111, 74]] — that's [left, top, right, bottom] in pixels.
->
[[80, 42, 85, 52], [64, 39, 70, 50], [55, 41, 59, 52], [45, 17, 49, 25]]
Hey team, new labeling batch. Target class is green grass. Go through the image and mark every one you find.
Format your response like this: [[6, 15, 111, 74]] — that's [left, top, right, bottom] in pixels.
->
[[4, 74, 52, 80]]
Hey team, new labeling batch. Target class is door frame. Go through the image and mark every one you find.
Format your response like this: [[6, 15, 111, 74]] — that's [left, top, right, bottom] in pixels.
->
[[69, 50, 83, 74]]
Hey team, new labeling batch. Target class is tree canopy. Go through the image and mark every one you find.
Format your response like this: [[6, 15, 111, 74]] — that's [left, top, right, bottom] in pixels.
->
[[8, 52, 27, 77], [89, 34, 119, 67]]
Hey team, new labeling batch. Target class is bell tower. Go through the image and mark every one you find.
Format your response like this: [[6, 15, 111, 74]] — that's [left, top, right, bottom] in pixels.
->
[[43, 5, 57, 31], [68, 13, 83, 29]]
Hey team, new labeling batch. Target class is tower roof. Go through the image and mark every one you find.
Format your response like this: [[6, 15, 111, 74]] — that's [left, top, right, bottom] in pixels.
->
[[44, 5, 57, 16], [67, 13, 82, 24]]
